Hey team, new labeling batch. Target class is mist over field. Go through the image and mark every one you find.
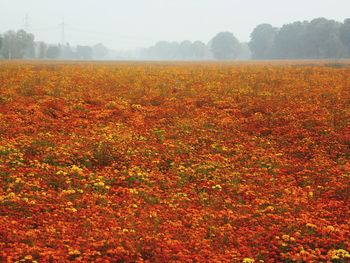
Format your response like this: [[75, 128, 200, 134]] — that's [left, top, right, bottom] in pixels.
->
[[1, 1, 350, 262], [1, 0, 350, 60]]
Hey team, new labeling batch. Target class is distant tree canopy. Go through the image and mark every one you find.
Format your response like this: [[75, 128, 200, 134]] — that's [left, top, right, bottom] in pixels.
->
[[192, 41, 211, 59], [340, 19, 350, 57], [37, 42, 47, 59], [305, 18, 346, 59], [140, 40, 212, 60], [250, 18, 349, 59], [1, 17, 350, 60], [210, 32, 241, 60], [0, 29, 113, 60], [46, 45, 61, 59], [249, 24, 277, 59], [1, 30, 35, 59], [61, 43, 75, 59], [93, 43, 108, 59], [76, 46, 93, 60], [274, 21, 308, 59]]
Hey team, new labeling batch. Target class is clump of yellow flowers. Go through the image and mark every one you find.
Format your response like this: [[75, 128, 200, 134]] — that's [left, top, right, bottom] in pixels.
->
[[71, 165, 84, 175], [68, 249, 81, 256], [93, 176, 110, 191], [330, 249, 350, 260], [212, 184, 222, 190]]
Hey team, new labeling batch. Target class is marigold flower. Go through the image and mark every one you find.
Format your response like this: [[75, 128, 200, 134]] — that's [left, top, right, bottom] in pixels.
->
[[212, 184, 222, 190], [68, 249, 81, 256], [94, 181, 105, 187], [282, 234, 290, 242], [330, 249, 350, 259]]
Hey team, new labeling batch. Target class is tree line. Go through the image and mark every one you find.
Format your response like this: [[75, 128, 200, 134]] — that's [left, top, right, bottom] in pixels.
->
[[0, 17, 349, 60], [249, 18, 350, 59], [0, 30, 109, 60], [140, 17, 350, 60], [139, 38, 251, 60]]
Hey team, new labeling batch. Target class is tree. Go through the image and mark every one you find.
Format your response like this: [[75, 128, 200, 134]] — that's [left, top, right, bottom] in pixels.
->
[[304, 18, 346, 59], [37, 42, 47, 59], [151, 41, 180, 60], [1, 30, 35, 59], [76, 45, 93, 60], [0, 34, 2, 52], [46, 45, 61, 59], [237, 42, 252, 60], [274, 21, 309, 59], [210, 32, 241, 60], [1, 31, 17, 59], [192, 41, 211, 60], [178, 40, 194, 60], [340, 18, 350, 57], [93, 43, 108, 59], [61, 43, 75, 59], [249, 24, 278, 59]]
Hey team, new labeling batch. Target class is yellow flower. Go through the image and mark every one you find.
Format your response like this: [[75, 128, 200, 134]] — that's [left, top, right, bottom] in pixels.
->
[[331, 249, 350, 259], [326, 225, 335, 232], [56, 170, 66, 175], [306, 223, 317, 228], [300, 249, 308, 255], [282, 234, 290, 242], [65, 207, 77, 213], [6, 192, 17, 200], [264, 206, 274, 212], [130, 188, 138, 194], [71, 165, 83, 175], [212, 184, 222, 190], [62, 189, 76, 195], [94, 181, 105, 187], [243, 258, 255, 263], [69, 249, 81, 256]]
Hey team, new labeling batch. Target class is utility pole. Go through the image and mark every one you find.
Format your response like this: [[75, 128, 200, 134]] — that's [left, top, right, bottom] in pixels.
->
[[24, 14, 30, 32], [60, 19, 66, 46]]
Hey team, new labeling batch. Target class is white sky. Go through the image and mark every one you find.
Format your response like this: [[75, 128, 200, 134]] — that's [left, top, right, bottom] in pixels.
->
[[1, 0, 349, 50]]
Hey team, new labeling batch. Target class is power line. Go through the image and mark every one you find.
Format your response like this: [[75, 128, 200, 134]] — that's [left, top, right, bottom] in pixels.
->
[[67, 26, 155, 43], [18, 19, 156, 46], [30, 26, 60, 32]]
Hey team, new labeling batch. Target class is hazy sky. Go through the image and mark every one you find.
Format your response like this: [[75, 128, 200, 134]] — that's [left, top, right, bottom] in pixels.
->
[[1, 0, 349, 50]]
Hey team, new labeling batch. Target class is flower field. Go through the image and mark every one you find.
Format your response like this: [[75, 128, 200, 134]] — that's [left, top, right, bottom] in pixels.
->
[[0, 61, 350, 262]]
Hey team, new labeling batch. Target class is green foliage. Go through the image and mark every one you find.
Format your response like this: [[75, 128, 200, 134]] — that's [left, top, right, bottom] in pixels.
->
[[249, 24, 278, 59], [46, 45, 61, 59], [340, 18, 350, 57], [210, 32, 241, 60], [1, 30, 35, 59], [251, 18, 349, 59]]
